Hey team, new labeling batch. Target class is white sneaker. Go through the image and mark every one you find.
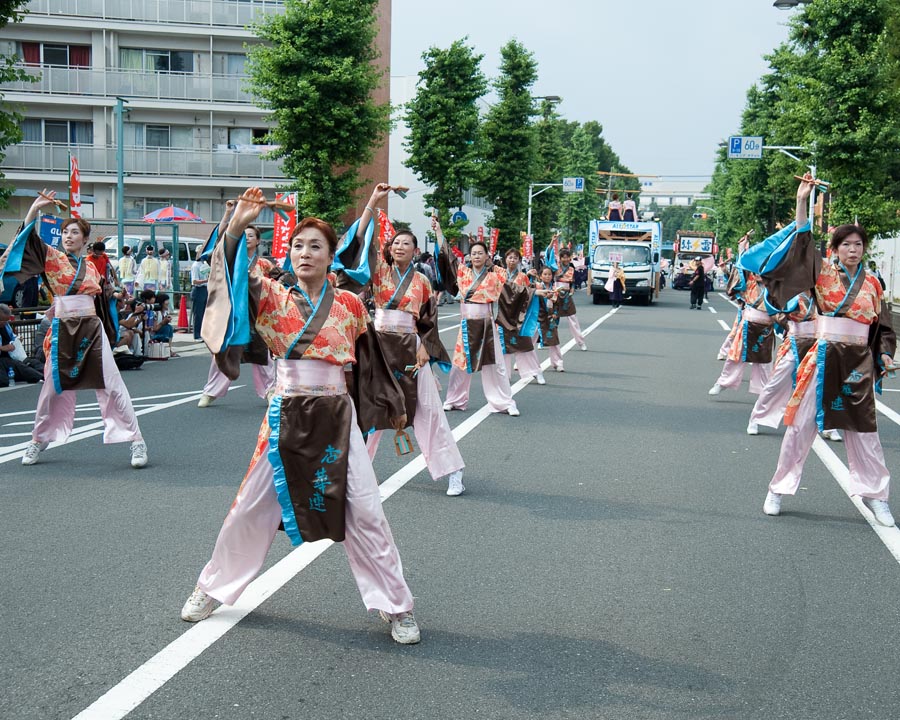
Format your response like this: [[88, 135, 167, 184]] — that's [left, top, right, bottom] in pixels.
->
[[747, 422, 759, 435], [536, 373, 546, 385], [506, 407, 520, 417], [578, 342, 587, 351], [716, 351, 727, 361], [763, 491, 782, 516], [821, 429, 843, 442], [708, 383, 723, 396], [379, 610, 421, 644], [130, 441, 148, 468], [863, 497, 896, 527], [446, 470, 465, 496], [21, 440, 48, 466], [556, 365, 565, 373], [442, 402, 455, 412], [197, 394, 215, 408], [181, 586, 218, 622]]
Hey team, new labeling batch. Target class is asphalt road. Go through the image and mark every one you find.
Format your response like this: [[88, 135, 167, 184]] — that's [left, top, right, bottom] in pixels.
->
[[3, 288, 900, 720]]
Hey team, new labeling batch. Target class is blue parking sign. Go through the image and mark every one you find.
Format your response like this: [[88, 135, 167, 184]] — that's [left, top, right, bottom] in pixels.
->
[[729, 137, 742, 155]]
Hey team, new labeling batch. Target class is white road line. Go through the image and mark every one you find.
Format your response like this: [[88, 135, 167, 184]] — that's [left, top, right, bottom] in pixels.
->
[[0, 387, 245, 464], [717, 319, 730, 331], [69, 306, 619, 720], [439, 312, 461, 319], [707, 306, 718, 314], [717, 292, 740, 309], [876, 399, 900, 426], [812, 438, 900, 563], [0, 432, 34, 439], [882, 388, 900, 393], [440, 323, 461, 334]]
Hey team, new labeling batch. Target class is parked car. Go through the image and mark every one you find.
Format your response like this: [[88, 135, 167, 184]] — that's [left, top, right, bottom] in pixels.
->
[[100, 234, 206, 276]]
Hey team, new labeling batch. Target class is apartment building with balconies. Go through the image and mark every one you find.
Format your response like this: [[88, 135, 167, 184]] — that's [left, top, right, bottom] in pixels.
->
[[0, 0, 287, 237]]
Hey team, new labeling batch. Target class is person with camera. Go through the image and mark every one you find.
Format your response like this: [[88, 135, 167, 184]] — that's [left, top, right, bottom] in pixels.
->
[[0, 303, 43, 386]]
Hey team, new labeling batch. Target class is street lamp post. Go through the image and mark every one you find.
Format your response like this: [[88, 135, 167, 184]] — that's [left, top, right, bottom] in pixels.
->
[[526, 182, 563, 238], [114, 96, 129, 255]]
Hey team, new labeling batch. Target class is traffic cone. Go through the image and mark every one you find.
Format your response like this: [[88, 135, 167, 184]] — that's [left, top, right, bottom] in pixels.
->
[[176, 294, 190, 333]]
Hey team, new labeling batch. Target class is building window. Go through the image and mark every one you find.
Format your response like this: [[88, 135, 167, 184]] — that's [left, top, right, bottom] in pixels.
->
[[119, 48, 194, 73], [212, 53, 247, 76], [21, 118, 93, 144], [125, 123, 193, 149], [19, 42, 91, 67]]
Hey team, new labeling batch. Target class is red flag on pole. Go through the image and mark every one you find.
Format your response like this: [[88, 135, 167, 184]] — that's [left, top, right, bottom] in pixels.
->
[[271, 192, 297, 260], [477, 226, 484, 243], [69, 155, 82, 219], [489, 228, 499, 257], [377, 209, 395, 249]]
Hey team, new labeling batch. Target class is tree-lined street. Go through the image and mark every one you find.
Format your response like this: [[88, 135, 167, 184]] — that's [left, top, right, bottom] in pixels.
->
[[4, 293, 900, 720]]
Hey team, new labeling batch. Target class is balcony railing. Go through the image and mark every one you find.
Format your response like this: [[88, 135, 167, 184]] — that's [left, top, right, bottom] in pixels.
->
[[3, 143, 286, 180], [2, 64, 257, 104], [25, 0, 284, 27]]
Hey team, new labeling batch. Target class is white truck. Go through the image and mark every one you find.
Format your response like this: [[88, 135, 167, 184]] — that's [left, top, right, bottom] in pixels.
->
[[588, 219, 662, 306]]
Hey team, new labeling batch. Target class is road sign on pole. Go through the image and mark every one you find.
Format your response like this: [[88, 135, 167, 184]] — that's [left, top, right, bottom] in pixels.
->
[[727, 136, 763, 159], [563, 177, 584, 193]]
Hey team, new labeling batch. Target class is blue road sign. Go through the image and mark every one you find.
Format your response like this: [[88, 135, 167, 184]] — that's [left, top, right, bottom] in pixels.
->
[[451, 211, 468, 225]]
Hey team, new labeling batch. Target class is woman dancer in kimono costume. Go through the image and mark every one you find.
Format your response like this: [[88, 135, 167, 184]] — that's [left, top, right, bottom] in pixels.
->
[[536, 267, 564, 371], [181, 188, 421, 644], [746, 176, 896, 526], [708, 254, 774, 397], [495, 248, 544, 385], [198, 208, 275, 407], [0, 191, 148, 468], [434, 218, 519, 416], [345, 184, 466, 497], [553, 247, 588, 351]]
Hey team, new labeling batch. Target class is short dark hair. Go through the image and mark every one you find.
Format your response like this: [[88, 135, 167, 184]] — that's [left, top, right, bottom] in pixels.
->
[[245, 224, 261, 239], [122, 246, 132, 256], [290, 217, 338, 253], [145, 245, 155, 252], [91, 241, 106, 253], [505, 248, 522, 260], [830, 224, 869, 252], [559, 248, 572, 258], [469, 240, 488, 254]]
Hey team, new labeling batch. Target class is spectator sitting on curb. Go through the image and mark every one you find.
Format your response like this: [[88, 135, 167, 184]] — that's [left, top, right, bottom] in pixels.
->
[[0, 304, 43, 386]]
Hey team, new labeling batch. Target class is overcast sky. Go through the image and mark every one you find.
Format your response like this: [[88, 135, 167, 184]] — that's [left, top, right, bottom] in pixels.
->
[[391, 0, 793, 180]]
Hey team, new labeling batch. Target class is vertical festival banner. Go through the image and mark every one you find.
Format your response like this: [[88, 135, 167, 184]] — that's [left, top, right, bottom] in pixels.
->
[[68, 154, 82, 219], [271, 192, 297, 260], [477, 226, 484, 244], [521, 231, 534, 260], [377, 209, 395, 249], [489, 228, 499, 257]]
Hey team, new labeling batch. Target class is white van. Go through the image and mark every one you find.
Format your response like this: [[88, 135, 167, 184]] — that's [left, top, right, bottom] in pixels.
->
[[101, 234, 207, 275]]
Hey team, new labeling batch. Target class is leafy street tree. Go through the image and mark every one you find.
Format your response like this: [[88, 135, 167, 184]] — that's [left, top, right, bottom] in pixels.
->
[[528, 100, 566, 247], [558, 125, 601, 244], [404, 39, 487, 236], [248, 0, 389, 226], [710, 0, 900, 242], [0, 1, 35, 206], [476, 40, 538, 250]]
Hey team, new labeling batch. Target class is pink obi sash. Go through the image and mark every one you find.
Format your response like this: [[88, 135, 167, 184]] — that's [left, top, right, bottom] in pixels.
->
[[54, 294, 96, 319], [374, 308, 415, 334], [275, 358, 347, 397], [788, 320, 817, 338], [743, 307, 772, 324], [816, 316, 868, 346], [460, 303, 492, 319]]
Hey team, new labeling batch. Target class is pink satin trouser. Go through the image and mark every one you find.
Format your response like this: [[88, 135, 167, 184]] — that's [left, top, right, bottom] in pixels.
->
[[445, 304, 517, 413], [564, 314, 586, 346], [749, 352, 796, 428], [768, 363, 890, 500], [203, 354, 275, 400], [548, 345, 564, 368], [198, 360, 414, 612], [716, 358, 773, 394], [366, 310, 464, 480], [503, 349, 542, 381], [32, 296, 142, 445]]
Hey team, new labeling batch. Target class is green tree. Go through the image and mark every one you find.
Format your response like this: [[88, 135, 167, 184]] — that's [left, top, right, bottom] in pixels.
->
[[0, 1, 35, 206], [558, 125, 601, 244], [247, 0, 389, 226], [404, 39, 487, 234], [529, 100, 566, 246], [711, 0, 900, 241], [476, 40, 538, 250]]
